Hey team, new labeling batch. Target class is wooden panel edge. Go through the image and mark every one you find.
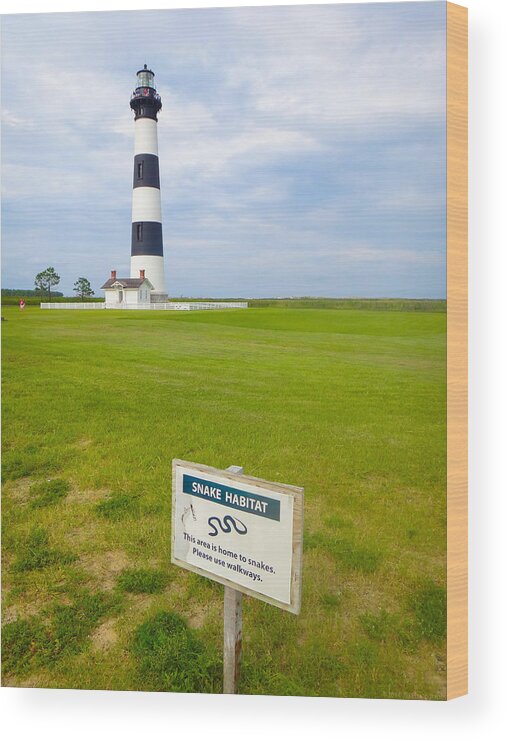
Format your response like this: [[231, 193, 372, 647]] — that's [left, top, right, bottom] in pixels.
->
[[446, 0, 468, 701]]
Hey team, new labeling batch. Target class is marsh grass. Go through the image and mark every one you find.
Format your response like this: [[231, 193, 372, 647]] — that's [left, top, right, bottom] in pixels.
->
[[2, 302, 447, 697], [29, 478, 71, 508], [131, 611, 221, 693], [1, 451, 63, 483], [305, 531, 381, 573], [409, 581, 446, 642], [2, 590, 118, 675], [320, 592, 342, 608], [11, 527, 77, 572], [117, 568, 169, 594], [96, 494, 141, 520]]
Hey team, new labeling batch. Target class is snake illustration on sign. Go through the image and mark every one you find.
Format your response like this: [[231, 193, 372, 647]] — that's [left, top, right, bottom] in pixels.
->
[[208, 515, 248, 537]]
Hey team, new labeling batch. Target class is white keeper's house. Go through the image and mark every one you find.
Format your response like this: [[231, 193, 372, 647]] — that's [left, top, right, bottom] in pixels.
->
[[101, 269, 154, 308]]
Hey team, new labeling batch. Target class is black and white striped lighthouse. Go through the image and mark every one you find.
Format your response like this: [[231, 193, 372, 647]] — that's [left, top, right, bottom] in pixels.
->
[[129, 65, 166, 299]]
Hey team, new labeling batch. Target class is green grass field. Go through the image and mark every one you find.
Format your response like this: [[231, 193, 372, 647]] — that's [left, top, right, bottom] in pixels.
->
[[1, 302, 447, 698]]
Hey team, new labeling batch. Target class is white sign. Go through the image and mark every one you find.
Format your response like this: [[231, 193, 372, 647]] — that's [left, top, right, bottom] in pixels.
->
[[171, 460, 304, 613]]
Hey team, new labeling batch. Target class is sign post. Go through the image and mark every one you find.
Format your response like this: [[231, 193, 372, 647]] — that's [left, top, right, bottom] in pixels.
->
[[223, 465, 244, 694], [171, 459, 304, 694], [223, 584, 242, 694]]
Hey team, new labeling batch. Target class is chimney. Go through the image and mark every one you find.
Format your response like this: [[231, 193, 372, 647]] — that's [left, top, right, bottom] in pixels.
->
[[111, 270, 117, 280], [139, 269, 145, 279]]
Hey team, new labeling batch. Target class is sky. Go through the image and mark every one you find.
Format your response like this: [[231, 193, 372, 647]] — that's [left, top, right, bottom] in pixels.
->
[[1, 2, 447, 298]]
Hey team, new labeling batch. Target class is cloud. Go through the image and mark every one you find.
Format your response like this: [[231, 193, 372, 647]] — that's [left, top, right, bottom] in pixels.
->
[[225, 3, 445, 132], [1, 3, 446, 298]]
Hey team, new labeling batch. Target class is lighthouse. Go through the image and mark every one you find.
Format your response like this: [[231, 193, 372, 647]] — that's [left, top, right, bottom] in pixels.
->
[[98, 65, 247, 312], [129, 65, 166, 300]]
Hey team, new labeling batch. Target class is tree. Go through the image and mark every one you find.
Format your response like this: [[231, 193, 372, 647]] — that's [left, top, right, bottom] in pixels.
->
[[73, 277, 94, 301], [34, 267, 60, 302]]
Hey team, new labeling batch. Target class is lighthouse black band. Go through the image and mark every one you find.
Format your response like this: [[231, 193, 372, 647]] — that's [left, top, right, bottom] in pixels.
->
[[130, 87, 162, 121], [131, 221, 163, 257], [133, 154, 160, 189]]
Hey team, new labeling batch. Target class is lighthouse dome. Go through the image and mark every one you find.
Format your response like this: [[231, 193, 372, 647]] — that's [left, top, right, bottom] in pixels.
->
[[136, 64, 155, 90]]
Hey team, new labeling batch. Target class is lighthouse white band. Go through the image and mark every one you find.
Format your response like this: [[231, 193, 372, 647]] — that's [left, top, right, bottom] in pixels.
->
[[131, 255, 166, 295], [134, 118, 159, 156], [132, 187, 162, 222]]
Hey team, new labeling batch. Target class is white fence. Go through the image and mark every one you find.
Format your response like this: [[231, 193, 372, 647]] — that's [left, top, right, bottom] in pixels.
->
[[126, 302, 249, 310], [40, 302, 248, 311], [40, 302, 105, 309]]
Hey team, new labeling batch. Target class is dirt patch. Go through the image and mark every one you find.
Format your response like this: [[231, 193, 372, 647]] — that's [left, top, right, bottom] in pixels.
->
[[3, 602, 42, 625], [187, 603, 214, 630], [66, 487, 109, 505], [3, 476, 33, 504], [183, 581, 220, 629], [65, 522, 99, 547], [75, 438, 93, 449], [147, 556, 163, 568], [1, 672, 49, 689], [127, 593, 155, 613], [402, 650, 446, 700], [80, 550, 130, 590], [163, 580, 187, 604], [91, 618, 118, 651]]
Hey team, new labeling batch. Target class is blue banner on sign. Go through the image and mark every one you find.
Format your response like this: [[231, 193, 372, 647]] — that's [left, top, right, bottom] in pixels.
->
[[182, 474, 280, 521]]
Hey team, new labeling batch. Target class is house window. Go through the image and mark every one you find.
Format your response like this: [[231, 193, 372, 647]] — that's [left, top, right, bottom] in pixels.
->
[[137, 223, 143, 242], [137, 161, 144, 180]]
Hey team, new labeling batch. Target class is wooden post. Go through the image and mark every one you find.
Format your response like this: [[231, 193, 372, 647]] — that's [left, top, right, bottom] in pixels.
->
[[223, 585, 242, 694], [223, 465, 244, 694]]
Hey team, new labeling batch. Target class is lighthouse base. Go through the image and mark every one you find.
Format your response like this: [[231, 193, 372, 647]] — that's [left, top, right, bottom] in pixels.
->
[[130, 255, 166, 296]]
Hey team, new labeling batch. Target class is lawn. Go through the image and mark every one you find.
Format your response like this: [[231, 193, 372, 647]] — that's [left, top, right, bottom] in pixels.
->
[[1, 302, 447, 698]]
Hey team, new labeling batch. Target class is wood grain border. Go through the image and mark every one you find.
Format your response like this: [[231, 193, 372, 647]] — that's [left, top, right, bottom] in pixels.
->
[[446, 1, 468, 700]]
